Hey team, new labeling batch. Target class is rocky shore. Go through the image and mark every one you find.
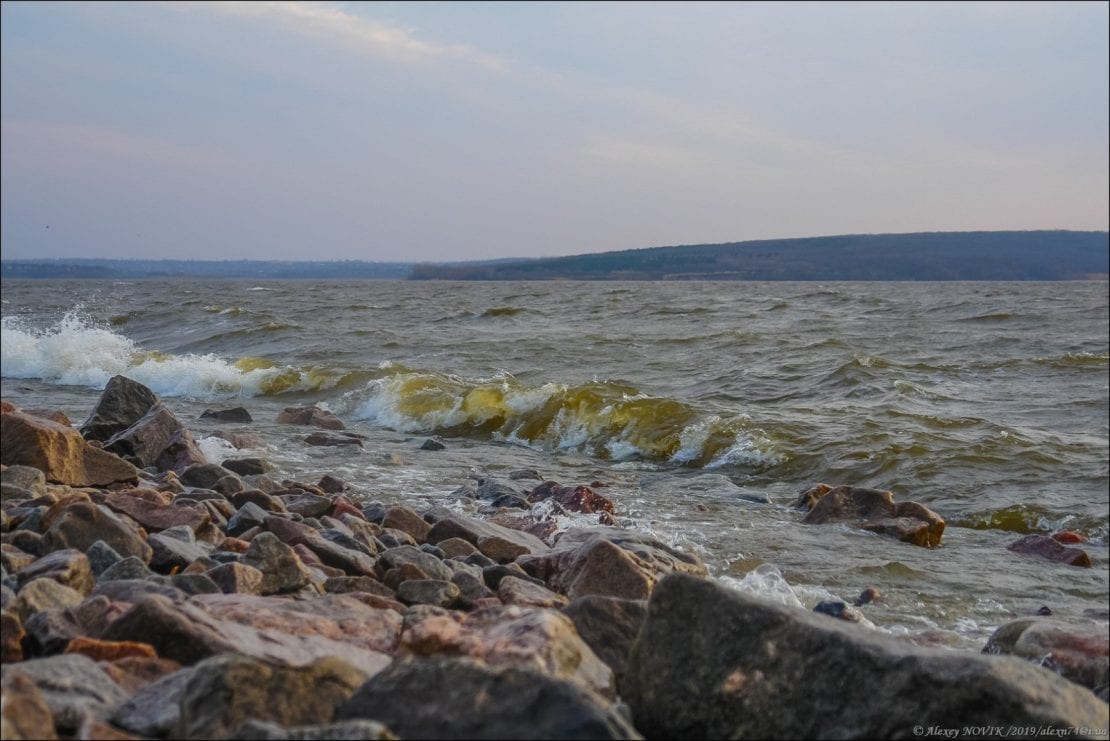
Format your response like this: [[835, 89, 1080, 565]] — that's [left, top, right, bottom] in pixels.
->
[[1, 376, 1106, 740]]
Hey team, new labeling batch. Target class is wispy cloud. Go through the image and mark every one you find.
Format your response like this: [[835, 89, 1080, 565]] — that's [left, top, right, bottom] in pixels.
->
[[193, 1, 504, 70]]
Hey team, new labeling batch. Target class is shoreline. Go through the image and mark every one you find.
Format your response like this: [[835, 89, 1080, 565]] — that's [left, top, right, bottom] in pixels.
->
[[1, 375, 1107, 739]]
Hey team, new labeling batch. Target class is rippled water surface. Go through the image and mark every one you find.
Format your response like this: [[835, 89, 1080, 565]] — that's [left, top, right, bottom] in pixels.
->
[[2, 279, 1107, 649]]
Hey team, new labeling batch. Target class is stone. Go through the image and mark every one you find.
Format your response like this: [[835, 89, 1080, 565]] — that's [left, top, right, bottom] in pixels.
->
[[509, 468, 543, 481], [18, 549, 94, 596], [154, 429, 208, 474], [175, 654, 368, 740], [110, 666, 196, 738], [563, 595, 648, 690], [63, 636, 157, 661], [148, 530, 211, 572], [2, 411, 139, 487], [482, 563, 544, 590], [80, 375, 159, 442], [2, 609, 25, 662], [97, 556, 156, 583], [212, 431, 265, 449], [426, 515, 549, 561], [985, 619, 1109, 694], [231, 489, 286, 513], [304, 431, 363, 447], [419, 438, 446, 451], [799, 484, 945, 547], [213, 474, 245, 495], [0, 653, 129, 735], [281, 493, 333, 519], [336, 656, 638, 739], [170, 572, 221, 595], [381, 506, 431, 543], [43, 502, 152, 563], [813, 600, 865, 622], [241, 532, 312, 594], [2, 543, 38, 573], [528, 481, 616, 514], [201, 407, 253, 423], [103, 404, 201, 471], [180, 463, 238, 490], [206, 562, 264, 595], [0, 671, 58, 740], [855, 586, 881, 606], [99, 655, 183, 694], [222, 458, 271, 476], [104, 491, 209, 532], [438, 537, 480, 559], [396, 579, 460, 608], [23, 608, 82, 656], [16, 578, 83, 622], [1008, 535, 1092, 567], [518, 527, 706, 602], [277, 405, 346, 430], [228, 501, 271, 536], [377, 545, 453, 581], [93, 578, 186, 604], [323, 575, 394, 597], [1, 465, 47, 499], [498, 575, 568, 608], [300, 534, 376, 576], [622, 573, 1110, 740], [229, 719, 395, 740]]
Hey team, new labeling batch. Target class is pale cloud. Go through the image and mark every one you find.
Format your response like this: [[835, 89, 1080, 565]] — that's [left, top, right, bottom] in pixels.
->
[[193, 1, 504, 70]]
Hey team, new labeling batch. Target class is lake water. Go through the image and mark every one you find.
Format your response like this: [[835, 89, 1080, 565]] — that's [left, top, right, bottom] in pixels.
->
[[2, 279, 1107, 650]]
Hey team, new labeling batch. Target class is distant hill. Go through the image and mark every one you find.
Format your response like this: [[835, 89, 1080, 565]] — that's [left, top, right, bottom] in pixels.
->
[[409, 230, 1109, 281], [0, 258, 412, 280]]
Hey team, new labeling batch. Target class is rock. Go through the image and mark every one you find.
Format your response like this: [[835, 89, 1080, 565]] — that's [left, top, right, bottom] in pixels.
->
[[623, 573, 1110, 739], [229, 719, 395, 740], [222, 458, 271, 476], [63, 636, 156, 661], [103, 491, 209, 532], [201, 407, 253, 423], [426, 515, 549, 562], [509, 468, 543, 481], [16, 578, 84, 622], [231, 489, 286, 513], [377, 545, 453, 582], [518, 527, 707, 602], [175, 654, 368, 740], [528, 481, 616, 514], [18, 549, 94, 596], [563, 595, 647, 691], [2, 609, 25, 662], [304, 431, 363, 447], [228, 501, 271, 536], [103, 594, 395, 675], [211, 431, 265, 450], [179, 463, 237, 490], [93, 578, 186, 605], [300, 534, 376, 576], [154, 429, 208, 474], [97, 556, 156, 583], [42, 501, 152, 563], [103, 404, 203, 472], [2, 411, 139, 487], [148, 528, 211, 572], [798, 484, 945, 547], [80, 375, 159, 442], [498, 575, 568, 608], [855, 586, 881, 606], [276, 406, 345, 429], [280, 493, 333, 518], [0, 653, 129, 735], [240, 532, 312, 594], [1008, 534, 1092, 567], [206, 562, 265, 595], [0, 671, 58, 740], [1, 465, 47, 500], [381, 506, 431, 543], [813, 600, 865, 622], [984, 619, 1109, 694], [419, 438, 446, 451], [400, 604, 613, 697], [98, 654, 183, 695], [396, 579, 460, 608], [110, 666, 197, 738], [336, 656, 638, 739]]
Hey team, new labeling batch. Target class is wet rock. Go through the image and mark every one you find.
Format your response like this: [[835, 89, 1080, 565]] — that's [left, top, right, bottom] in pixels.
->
[[175, 654, 369, 740], [304, 431, 363, 447], [813, 600, 865, 622], [426, 514, 549, 562], [498, 575, 568, 608], [509, 468, 543, 481], [528, 481, 616, 514], [18, 549, 94, 596], [518, 527, 707, 602], [80, 375, 159, 443], [623, 573, 1109, 739], [0, 672, 58, 740], [361, 503, 386, 524], [0, 653, 129, 735], [206, 562, 264, 595], [563, 595, 648, 691], [43, 501, 152, 563], [2, 411, 139, 487], [336, 656, 637, 740], [240, 532, 312, 594], [277, 405, 346, 430], [222, 458, 271, 476], [984, 619, 1109, 694], [110, 666, 197, 738], [855, 586, 881, 606], [641, 472, 770, 505], [213, 475, 245, 495], [212, 431, 265, 450], [229, 719, 395, 740], [798, 484, 946, 547], [1008, 534, 1092, 567], [381, 506, 431, 543], [1051, 531, 1088, 544], [155, 429, 209, 474], [300, 534, 377, 576], [103, 405, 203, 472], [201, 407, 253, 423], [97, 556, 157, 583], [419, 438, 446, 451]]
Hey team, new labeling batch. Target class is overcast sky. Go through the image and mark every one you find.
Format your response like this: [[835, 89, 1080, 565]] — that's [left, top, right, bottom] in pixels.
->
[[2, 1, 1107, 262]]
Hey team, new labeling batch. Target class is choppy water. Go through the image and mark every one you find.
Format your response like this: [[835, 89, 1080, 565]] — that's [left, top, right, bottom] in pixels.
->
[[2, 279, 1107, 650]]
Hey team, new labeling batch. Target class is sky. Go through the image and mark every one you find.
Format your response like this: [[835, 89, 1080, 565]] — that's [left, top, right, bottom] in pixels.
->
[[1, 1, 1107, 263]]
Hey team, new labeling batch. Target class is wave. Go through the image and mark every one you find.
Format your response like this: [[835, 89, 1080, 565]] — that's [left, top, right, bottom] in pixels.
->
[[480, 306, 543, 318]]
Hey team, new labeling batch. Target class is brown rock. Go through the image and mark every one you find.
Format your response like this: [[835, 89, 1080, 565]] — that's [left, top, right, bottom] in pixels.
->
[[103, 405, 203, 472], [528, 481, 616, 514], [317, 474, 347, 493], [438, 537, 480, 559], [1, 610, 25, 662], [562, 595, 648, 690], [18, 549, 94, 596], [100, 656, 183, 695], [1, 410, 139, 487], [498, 576, 569, 608], [426, 515, 549, 561], [381, 506, 432, 543], [103, 492, 209, 532], [304, 431, 363, 447], [154, 429, 207, 474], [79, 376, 159, 443], [1008, 535, 1092, 567], [984, 619, 1108, 693], [205, 562, 264, 595], [42, 501, 155, 565], [800, 484, 945, 547], [276, 405, 346, 430], [0, 671, 58, 740], [64, 637, 157, 662], [77, 718, 139, 740]]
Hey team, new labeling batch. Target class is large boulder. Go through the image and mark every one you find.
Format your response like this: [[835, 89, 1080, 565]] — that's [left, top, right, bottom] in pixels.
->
[[796, 483, 945, 547], [518, 527, 706, 601], [1, 411, 139, 487], [562, 595, 648, 691], [276, 406, 345, 430], [335, 656, 640, 740], [80, 375, 159, 443], [985, 619, 1109, 696], [623, 573, 1109, 739], [103, 404, 205, 472], [1008, 535, 1092, 568]]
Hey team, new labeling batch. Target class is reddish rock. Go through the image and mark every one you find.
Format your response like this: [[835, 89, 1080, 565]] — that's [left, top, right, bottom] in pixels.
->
[[154, 429, 208, 475], [1051, 531, 1088, 544], [0, 400, 18, 414], [382, 506, 432, 543], [332, 497, 365, 520], [985, 619, 1108, 693], [1, 410, 139, 487], [210, 431, 264, 449], [1008, 535, 1091, 567], [426, 515, 549, 562], [799, 484, 944, 547], [277, 405, 346, 430], [103, 492, 209, 532], [64, 637, 157, 662], [102, 404, 202, 472], [528, 481, 616, 514], [79, 375, 160, 443], [318, 475, 347, 493], [216, 537, 250, 553]]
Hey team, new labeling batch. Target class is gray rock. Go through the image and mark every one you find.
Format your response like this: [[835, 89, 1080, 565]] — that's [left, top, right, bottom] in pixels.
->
[[180, 463, 238, 490], [18, 549, 94, 596], [98, 556, 157, 583], [813, 599, 866, 622], [175, 654, 369, 740], [206, 562, 264, 595], [170, 573, 222, 595], [202, 407, 253, 423], [228, 502, 271, 537], [92, 578, 187, 604], [377, 545, 453, 581], [396, 579, 460, 608], [563, 595, 648, 691], [15, 578, 83, 623], [24, 608, 82, 656], [281, 493, 333, 519], [419, 438, 446, 451], [240, 532, 312, 594], [482, 563, 544, 590], [336, 656, 639, 739], [85, 541, 123, 577], [623, 573, 1110, 739], [300, 534, 376, 576], [426, 515, 549, 562], [230, 719, 395, 740], [111, 666, 198, 737], [1, 465, 48, 499], [43, 502, 153, 563], [0, 653, 129, 734], [149, 530, 212, 572], [79, 375, 159, 442]]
